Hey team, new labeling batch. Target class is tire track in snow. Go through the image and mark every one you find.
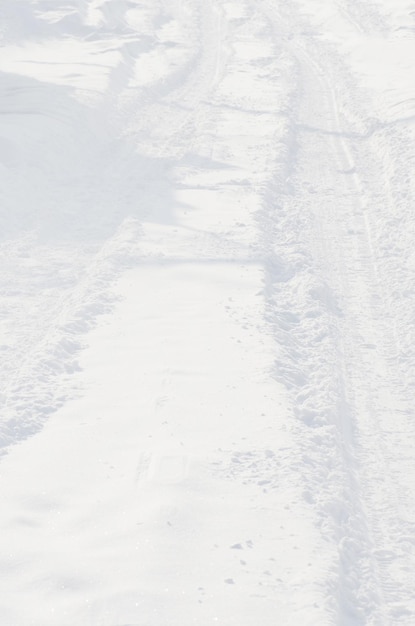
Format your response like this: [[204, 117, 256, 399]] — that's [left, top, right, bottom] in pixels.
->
[[261, 0, 415, 622], [119, 0, 229, 161], [290, 46, 387, 625], [258, 1, 394, 623], [0, 220, 143, 456], [293, 9, 415, 621]]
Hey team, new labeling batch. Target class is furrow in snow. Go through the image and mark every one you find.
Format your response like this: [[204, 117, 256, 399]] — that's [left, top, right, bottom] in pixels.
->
[[257, 1, 412, 623], [259, 0, 415, 622], [299, 7, 415, 620], [0, 219, 145, 455]]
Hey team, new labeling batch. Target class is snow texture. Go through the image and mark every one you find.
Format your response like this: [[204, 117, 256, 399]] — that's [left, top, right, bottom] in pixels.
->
[[1, 0, 415, 624]]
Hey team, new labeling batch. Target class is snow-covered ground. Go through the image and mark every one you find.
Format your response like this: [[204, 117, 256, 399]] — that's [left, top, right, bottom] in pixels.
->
[[1, 1, 415, 624]]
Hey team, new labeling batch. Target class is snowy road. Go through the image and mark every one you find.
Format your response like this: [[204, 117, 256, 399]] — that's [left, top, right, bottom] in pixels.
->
[[1, 1, 415, 624]]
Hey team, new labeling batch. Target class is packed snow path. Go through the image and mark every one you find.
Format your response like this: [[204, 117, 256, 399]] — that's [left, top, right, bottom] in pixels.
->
[[1, 1, 415, 624]]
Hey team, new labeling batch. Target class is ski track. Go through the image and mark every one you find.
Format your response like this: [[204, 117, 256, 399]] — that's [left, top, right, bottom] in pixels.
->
[[1, 0, 415, 624]]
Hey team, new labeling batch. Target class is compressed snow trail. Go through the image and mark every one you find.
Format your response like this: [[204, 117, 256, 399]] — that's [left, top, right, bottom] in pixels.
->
[[1, 0, 415, 625], [259, 0, 415, 623]]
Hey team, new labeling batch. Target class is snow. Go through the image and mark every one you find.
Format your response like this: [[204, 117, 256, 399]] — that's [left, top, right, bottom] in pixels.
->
[[1, 0, 415, 624]]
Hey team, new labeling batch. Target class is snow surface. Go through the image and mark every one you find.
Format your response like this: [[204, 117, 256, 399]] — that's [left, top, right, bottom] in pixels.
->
[[1, 0, 415, 624]]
